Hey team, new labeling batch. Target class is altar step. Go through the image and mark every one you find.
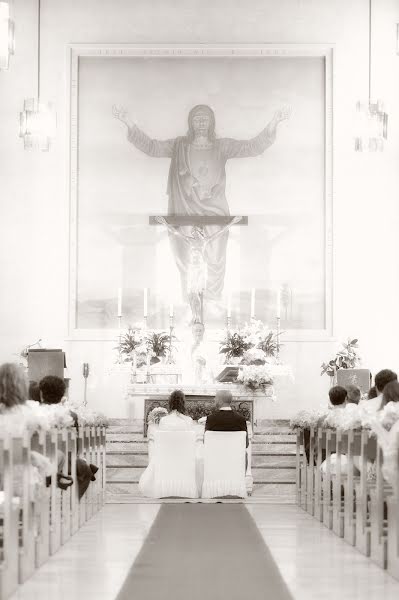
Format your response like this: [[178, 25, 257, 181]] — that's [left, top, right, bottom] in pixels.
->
[[105, 419, 297, 503]]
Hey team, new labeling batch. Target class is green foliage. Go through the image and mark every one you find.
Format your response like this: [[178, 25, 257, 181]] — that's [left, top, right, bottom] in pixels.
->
[[257, 331, 279, 357], [147, 331, 173, 358], [219, 332, 252, 361], [321, 338, 360, 377]]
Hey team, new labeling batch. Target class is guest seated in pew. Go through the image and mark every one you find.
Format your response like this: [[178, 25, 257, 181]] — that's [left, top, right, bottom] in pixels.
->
[[39, 375, 97, 499], [368, 386, 378, 400], [346, 385, 361, 405], [379, 380, 399, 410], [320, 386, 357, 476], [28, 381, 41, 403], [360, 369, 398, 414], [0, 363, 52, 499]]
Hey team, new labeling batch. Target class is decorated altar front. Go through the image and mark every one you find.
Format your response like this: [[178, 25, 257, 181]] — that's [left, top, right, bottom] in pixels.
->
[[125, 381, 278, 431]]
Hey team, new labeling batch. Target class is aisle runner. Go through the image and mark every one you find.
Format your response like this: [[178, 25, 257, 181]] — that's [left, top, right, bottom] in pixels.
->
[[116, 504, 293, 600]]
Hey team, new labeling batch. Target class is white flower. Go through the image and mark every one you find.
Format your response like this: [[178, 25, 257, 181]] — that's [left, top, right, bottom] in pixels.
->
[[237, 365, 274, 390]]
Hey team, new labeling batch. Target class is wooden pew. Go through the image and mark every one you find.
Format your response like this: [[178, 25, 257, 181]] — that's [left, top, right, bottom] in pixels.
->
[[0, 435, 19, 599], [386, 432, 399, 580], [30, 430, 50, 567], [15, 433, 36, 583], [314, 428, 324, 522]]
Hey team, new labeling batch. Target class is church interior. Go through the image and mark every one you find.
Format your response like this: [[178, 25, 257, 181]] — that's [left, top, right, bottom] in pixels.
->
[[1, 0, 399, 599]]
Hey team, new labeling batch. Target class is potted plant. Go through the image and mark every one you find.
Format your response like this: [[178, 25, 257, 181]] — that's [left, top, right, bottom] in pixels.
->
[[146, 331, 174, 364], [321, 338, 360, 383], [219, 331, 252, 364]]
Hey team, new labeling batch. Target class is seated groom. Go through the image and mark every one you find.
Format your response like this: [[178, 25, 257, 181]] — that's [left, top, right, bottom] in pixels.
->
[[205, 390, 249, 448]]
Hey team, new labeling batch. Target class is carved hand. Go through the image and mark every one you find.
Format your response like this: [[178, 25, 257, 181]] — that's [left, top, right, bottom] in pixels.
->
[[273, 105, 292, 123], [112, 105, 133, 128]]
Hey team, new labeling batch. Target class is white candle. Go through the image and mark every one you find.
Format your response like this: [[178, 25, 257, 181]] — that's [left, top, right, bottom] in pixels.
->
[[276, 288, 281, 318], [227, 292, 232, 318], [250, 288, 256, 319], [143, 288, 148, 318], [117, 288, 122, 317], [169, 303, 174, 318]]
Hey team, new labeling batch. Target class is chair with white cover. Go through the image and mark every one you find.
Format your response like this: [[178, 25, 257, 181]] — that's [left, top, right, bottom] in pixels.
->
[[151, 430, 199, 499], [202, 431, 247, 499]]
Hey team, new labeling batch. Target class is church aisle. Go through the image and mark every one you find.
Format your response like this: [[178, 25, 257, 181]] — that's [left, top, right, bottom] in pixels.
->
[[10, 504, 399, 600], [9, 505, 160, 600], [248, 505, 399, 600]]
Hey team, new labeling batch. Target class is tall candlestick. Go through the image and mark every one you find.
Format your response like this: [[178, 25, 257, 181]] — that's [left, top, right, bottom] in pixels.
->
[[143, 288, 148, 318], [250, 288, 256, 319], [169, 303, 174, 318], [117, 287, 122, 317]]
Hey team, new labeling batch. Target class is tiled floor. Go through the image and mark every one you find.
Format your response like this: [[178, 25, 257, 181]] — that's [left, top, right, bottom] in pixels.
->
[[10, 504, 399, 600]]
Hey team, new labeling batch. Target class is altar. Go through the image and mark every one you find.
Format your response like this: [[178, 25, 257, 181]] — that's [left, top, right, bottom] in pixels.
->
[[125, 382, 276, 434]]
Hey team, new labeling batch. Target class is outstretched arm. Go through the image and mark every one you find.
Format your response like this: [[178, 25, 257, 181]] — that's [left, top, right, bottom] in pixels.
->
[[155, 216, 191, 245], [205, 216, 242, 245], [221, 106, 291, 159], [112, 105, 175, 158]]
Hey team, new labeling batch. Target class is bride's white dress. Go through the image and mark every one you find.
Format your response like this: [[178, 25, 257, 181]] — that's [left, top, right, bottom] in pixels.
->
[[139, 411, 203, 498]]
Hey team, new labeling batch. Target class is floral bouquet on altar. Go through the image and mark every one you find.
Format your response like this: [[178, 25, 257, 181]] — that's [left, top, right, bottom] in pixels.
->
[[237, 364, 274, 392]]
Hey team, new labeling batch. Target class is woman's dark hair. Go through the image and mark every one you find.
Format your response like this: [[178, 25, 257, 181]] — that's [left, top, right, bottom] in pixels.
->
[[368, 386, 378, 399], [380, 381, 399, 409], [374, 369, 397, 393], [169, 389, 186, 414], [29, 381, 41, 403]]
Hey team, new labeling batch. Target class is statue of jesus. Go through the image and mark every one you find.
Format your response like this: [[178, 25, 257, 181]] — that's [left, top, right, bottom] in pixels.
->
[[113, 103, 290, 300]]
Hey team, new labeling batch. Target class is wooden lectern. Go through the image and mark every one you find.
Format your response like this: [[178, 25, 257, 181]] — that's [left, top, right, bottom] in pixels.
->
[[28, 349, 66, 383]]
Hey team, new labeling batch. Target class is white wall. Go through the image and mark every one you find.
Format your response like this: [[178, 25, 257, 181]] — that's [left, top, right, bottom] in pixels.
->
[[1, 0, 399, 418]]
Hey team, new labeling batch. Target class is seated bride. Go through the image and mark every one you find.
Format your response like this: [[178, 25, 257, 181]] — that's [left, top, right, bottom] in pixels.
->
[[139, 390, 203, 498]]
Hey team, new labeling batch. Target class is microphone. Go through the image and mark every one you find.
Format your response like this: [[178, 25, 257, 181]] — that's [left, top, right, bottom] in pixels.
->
[[83, 363, 90, 378]]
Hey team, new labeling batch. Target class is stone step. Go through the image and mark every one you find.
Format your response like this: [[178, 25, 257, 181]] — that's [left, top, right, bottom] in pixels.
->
[[107, 433, 145, 441], [107, 426, 143, 434], [106, 451, 297, 468], [252, 454, 296, 468], [251, 444, 296, 454], [105, 481, 296, 503], [106, 465, 296, 484], [252, 435, 295, 444], [106, 453, 149, 467], [106, 441, 148, 452]]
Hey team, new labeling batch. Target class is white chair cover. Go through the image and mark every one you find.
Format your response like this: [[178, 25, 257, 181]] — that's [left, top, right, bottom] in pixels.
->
[[152, 430, 199, 498], [202, 431, 247, 498]]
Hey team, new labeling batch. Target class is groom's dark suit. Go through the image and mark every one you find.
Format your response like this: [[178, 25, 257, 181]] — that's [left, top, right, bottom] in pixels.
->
[[205, 408, 249, 448]]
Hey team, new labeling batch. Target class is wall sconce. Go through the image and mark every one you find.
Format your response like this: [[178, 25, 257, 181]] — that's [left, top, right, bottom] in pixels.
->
[[19, 0, 56, 151], [0, 1, 15, 71]]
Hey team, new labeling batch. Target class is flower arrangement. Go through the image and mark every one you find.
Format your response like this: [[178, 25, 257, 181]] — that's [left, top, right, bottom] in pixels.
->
[[147, 406, 168, 424], [237, 364, 274, 392], [379, 401, 399, 431], [219, 331, 252, 362], [118, 327, 144, 361], [146, 331, 174, 364], [321, 338, 361, 378], [290, 409, 329, 430], [219, 320, 281, 364]]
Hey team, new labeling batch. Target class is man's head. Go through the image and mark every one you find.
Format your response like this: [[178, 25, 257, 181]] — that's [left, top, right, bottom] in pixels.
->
[[346, 385, 361, 404], [374, 369, 398, 394], [187, 105, 215, 141], [215, 389, 233, 409], [328, 385, 347, 407], [39, 375, 66, 405], [192, 321, 205, 344], [368, 386, 378, 399]]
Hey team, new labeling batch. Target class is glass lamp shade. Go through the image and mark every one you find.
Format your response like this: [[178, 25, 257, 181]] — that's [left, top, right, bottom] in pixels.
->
[[354, 100, 388, 152], [19, 98, 57, 151], [0, 1, 15, 71]]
